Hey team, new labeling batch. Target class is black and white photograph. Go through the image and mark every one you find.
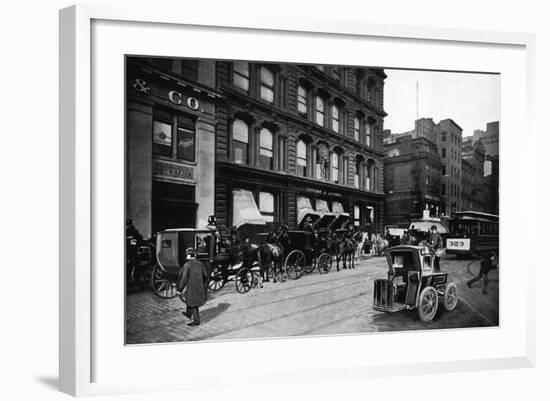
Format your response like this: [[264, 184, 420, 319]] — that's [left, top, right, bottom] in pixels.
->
[[125, 56, 499, 344]]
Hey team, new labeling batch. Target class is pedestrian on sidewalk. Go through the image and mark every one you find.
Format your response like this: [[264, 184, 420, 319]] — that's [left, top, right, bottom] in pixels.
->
[[467, 251, 498, 294], [178, 247, 209, 326]]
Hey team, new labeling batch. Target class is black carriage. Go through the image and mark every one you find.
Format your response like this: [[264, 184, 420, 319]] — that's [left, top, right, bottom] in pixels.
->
[[281, 211, 336, 277], [372, 245, 458, 322], [151, 227, 259, 298]]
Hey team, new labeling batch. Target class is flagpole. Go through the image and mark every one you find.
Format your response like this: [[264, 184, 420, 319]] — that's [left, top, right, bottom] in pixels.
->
[[415, 80, 419, 136]]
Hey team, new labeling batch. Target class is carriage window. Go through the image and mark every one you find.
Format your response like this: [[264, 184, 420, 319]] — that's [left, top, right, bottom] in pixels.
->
[[423, 256, 432, 271], [259, 192, 275, 222], [195, 234, 211, 257]]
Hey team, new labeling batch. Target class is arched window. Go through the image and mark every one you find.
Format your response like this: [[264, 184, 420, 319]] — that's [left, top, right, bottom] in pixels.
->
[[366, 118, 375, 147], [366, 160, 375, 190], [354, 158, 362, 189], [353, 116, 360, 141], [331, 104, 340, 133], [297, 139, 307, 177], [259, 192, 275, 222], [259, 127, 274, 170], [315, 96, 325, 126], [232, 119, 249, 164], [316, 143, 330, 180], [260, 67, 274, 103], [233, 62, 250, 91], [366, 77, 376, 103], [343, 157, 349, 184], [331, 152, 339, 183], [297, 85, 308, 115]]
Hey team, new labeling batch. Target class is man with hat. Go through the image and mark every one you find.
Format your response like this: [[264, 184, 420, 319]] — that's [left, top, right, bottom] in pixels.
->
[[178, 247, 209, 326], [428, 225, 443, 272], [303, 215, 315, 237]]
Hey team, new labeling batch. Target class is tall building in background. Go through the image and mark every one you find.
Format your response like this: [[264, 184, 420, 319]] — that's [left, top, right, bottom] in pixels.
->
[[474, 121, 499, 176], [461, 136, 486, 212], [384, 135, 442, 227], [385, 117, 462, 217], [435, 119, 463, 216]]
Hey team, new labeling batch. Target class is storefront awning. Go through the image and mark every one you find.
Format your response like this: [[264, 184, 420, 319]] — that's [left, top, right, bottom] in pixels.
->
[[314, 199, 336, 228], [297, 196, 321, 225], [327, 201, 350, 230], [232, 189, 266, 228]]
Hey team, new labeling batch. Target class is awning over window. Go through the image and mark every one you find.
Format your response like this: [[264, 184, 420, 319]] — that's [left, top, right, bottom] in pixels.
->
[[329, 201, 350, 229], [297, 196, 321, 225], [332, 201, 349, 216], [314, 199, 336, 228], [232, 189, 266, 228]]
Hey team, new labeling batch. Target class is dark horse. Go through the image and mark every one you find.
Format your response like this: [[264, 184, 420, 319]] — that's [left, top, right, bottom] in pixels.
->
[[333, 229, 361, 270], [257, 224, 289, 283]]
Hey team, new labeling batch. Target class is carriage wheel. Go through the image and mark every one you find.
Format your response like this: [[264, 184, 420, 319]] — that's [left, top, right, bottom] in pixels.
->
[[151, 263, 178, 299], [208, 265, 226, 292], [235, 267, 253, 294], [417, 286, 438, 322], [285, 250, 306, 280], [443, 282, 458, 311], [136, 265, 153, 290], [317, 253, 332, 274]]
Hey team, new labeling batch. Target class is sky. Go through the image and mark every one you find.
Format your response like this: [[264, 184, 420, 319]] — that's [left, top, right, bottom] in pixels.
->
[[383, 69, 500, 137]]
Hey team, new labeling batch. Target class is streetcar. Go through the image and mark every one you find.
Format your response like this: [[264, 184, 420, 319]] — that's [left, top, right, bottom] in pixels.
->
[[445, 211, 499, 257]]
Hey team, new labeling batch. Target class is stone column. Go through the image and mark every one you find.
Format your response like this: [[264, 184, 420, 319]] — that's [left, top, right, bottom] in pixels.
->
[[195, 118, 216, 229], [127, 101, 153, 238]]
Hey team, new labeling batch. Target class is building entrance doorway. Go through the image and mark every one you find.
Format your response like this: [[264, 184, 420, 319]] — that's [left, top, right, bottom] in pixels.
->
[[152, 181, 197, 233]]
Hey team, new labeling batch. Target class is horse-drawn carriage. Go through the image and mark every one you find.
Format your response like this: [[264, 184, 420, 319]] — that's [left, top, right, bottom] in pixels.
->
[[257, 201, 353, 279], [151, 226, 261, 298]]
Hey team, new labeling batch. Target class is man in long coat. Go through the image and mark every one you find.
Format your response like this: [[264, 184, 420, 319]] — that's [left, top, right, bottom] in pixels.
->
[[428, 225, 443, 272], [178, 248, 209, 326]]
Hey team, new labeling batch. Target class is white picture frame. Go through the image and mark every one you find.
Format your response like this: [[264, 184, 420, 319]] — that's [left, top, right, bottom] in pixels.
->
[[59, 4, 536, 397]]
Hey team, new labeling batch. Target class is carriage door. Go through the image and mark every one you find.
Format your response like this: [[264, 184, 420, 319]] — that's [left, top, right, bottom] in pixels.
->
[[152, 181, 197, 233]]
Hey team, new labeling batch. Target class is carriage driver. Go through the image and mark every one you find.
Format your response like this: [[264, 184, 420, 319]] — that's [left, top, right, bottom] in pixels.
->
[[428, 225, 443, 272], [303, 215, 316, 237]]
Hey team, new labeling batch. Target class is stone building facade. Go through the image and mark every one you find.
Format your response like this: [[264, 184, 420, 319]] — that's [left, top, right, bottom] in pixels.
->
[[126, 57, 220, 237], [383, 135, 443, 227], [214, 62, 388, 236], [461, 136, 486, 212]]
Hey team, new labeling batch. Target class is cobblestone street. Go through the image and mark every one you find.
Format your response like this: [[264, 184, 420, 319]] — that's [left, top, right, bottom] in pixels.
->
[[126, 255, 499, 344]]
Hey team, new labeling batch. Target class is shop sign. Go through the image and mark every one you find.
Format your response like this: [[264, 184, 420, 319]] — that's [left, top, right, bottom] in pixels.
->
[[168, 90, 201, 111], [305, 187, 343, 198], [153, 160, 194, 181], [131, 78, 201, 112]]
